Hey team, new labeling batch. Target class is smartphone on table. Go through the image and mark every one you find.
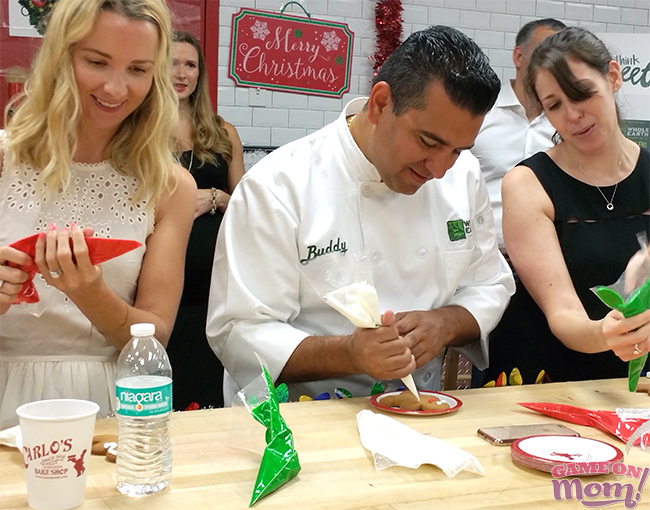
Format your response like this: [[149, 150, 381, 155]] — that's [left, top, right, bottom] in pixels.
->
[[477, 423, 580, 446]]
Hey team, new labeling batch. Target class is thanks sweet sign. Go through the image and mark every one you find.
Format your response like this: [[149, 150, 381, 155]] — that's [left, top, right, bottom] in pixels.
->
[[229, 9, 354, 97]]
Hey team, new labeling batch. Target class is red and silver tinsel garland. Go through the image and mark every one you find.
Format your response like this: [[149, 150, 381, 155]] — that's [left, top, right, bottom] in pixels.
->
[[371, 0, 403, 76]]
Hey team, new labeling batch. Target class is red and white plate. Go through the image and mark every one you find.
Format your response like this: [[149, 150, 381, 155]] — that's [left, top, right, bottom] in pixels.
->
[[369, 390, 462, 416], [511, 435, 624, 473]]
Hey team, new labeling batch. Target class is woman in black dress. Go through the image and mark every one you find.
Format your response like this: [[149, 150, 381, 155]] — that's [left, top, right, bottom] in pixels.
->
[[483, 27, 650, 385], [167, 31, 245, 408]]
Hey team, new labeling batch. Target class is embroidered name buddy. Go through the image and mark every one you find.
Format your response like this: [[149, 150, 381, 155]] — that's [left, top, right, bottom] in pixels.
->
[[300, 237, 347, 264]]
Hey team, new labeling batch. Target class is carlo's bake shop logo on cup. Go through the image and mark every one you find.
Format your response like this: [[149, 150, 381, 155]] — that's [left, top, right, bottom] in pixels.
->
[[551, 462, 648, 508], [23, 439, 87, 479]]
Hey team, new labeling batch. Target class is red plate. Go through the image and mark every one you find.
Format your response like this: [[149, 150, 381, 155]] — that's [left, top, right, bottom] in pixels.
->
[[369, 390, 462, 416], [511, 435, 624, 473]]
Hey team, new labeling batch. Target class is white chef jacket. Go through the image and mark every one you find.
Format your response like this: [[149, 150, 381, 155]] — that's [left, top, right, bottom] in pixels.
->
[[207, 98, 515, 405], [471, 80, 556, 249]]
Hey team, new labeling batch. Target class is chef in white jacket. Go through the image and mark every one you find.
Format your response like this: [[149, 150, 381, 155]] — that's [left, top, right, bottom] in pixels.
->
[[207, 26, 515, 404]]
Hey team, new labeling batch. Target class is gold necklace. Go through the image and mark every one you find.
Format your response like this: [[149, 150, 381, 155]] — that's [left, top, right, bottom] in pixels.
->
[[567, 146, 622, 211], [346, 114, 356, 128]]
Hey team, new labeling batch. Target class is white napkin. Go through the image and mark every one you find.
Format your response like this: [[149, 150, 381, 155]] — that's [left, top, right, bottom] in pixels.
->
[[0, 425, 22, 449], [357, 410, 484, 477], [324, 283, 419, 399]]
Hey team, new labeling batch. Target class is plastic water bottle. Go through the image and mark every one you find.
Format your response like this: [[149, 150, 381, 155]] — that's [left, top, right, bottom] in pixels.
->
[[115, 323, 173, 496]]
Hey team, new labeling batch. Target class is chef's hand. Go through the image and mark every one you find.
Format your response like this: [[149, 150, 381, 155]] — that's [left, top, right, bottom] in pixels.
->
[[394, 310, 448, 368], [34, 223, 101, 298], [346, 310, 416, 380], [0, 245, 31, 315], [601, 308, 650, 362], [394, 306, 480, 368]]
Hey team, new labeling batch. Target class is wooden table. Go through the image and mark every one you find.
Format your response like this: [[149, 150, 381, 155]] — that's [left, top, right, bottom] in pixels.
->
[[1, 379, 649, 509]]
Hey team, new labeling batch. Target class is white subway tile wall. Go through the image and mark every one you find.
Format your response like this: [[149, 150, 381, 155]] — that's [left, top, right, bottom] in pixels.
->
[[594, 4, 622, 20], [476, 0, 507, 13], [622, 7, 650, 22], [403, 4, 430, 22], [506, 0, 537, 15], [216, 0, 650, 147], [429, 6, 462, 24], [565, 2, 594, 19], [253, 108, 289, 127], [608, 0, 638, 7]]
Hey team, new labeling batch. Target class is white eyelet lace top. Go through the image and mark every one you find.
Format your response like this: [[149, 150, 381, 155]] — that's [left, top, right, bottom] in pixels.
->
[[0, 132, 154, 428]]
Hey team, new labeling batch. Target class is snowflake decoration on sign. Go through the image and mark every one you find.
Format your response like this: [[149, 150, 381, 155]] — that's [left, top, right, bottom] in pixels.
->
[[320, 31, 341, 52], [250, 20, 270, 41]]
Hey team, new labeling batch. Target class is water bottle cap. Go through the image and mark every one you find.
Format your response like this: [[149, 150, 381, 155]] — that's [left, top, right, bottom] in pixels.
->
[[130, 323, 155, 337]]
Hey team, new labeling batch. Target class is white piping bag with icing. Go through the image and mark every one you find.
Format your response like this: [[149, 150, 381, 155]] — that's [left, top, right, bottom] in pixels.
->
[[324, 282, 419, 400]]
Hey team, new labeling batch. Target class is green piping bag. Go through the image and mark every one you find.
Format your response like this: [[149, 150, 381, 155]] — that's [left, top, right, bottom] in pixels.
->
[[595, 277, 650, 391], [248, 366, 301, 506]]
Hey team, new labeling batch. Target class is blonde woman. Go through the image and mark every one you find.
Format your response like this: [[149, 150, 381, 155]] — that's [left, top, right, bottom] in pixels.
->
[[166, 31, 244, 409], [0, 0, 196, 428]]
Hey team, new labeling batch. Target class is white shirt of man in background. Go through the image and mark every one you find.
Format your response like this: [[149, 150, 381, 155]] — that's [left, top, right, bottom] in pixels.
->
[[471, 20, 565, 250]]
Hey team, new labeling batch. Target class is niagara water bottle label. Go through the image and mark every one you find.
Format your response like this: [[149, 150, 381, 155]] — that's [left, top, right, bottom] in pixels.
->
[[115, 381, 172, 416]]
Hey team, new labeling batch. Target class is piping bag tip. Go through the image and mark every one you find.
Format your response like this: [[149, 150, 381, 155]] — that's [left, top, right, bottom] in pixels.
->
[[402, 374, 419, 400]]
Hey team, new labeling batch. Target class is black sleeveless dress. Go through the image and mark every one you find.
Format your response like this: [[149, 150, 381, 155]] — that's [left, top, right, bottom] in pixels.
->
[[482, 148, 650, 384], [166, 150, 229, 409]]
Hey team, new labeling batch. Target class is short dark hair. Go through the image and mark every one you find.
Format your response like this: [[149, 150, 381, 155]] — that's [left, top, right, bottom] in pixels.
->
[[516, 18, 567, 48], [372, 25, 500, 117], [525, 27, 614, 108]]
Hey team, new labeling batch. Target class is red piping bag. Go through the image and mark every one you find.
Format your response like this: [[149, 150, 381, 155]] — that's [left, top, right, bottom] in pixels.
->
[[519, 402, 650, 445], [9, 233, 142, 304]]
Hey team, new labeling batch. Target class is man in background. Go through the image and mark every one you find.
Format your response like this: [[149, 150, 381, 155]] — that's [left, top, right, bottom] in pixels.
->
[[471, 18, 566, 252]]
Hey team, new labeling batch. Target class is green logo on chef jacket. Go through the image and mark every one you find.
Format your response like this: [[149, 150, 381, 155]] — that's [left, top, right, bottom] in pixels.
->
[[447, 219, 472, 242]]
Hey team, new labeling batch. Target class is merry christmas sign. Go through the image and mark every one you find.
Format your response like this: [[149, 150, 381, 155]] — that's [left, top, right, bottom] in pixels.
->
[[229, 9, 354, 97]]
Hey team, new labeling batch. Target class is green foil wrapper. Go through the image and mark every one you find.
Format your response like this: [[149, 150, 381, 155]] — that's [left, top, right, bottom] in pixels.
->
[[371, 382, 385, 396], [275, 383, 289, 403], [249, 367, 301, 506]]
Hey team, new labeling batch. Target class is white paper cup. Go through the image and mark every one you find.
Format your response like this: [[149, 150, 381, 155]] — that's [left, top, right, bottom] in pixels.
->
[[16, 399, 99, 510]]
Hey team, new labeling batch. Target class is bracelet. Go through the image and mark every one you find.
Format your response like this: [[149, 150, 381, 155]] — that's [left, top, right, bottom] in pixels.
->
[[209, 188, 218, 215]]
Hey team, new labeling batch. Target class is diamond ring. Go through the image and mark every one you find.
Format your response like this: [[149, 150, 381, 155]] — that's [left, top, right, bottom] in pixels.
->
[[49, 268, 63, 279]]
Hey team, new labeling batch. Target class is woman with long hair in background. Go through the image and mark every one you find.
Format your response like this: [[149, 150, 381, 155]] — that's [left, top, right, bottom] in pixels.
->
[[166, 31, 245, 409]]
